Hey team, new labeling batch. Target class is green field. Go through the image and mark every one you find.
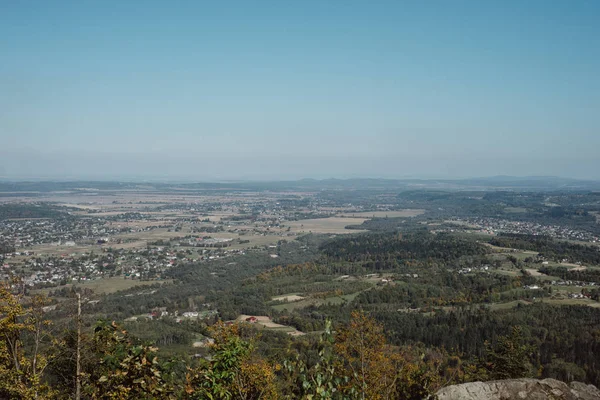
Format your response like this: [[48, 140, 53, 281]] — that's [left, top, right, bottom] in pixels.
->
[[285, 217, 367, 234], [504, 207, 528, 213], [487, 300, 533, 311], [542, 298, 600, 308], [35, 276, 172, 296], [272, 290, 365, 312], [337, 209, 425, 218]]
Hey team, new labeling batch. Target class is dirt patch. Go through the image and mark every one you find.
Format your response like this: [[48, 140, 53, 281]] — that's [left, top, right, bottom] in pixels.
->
[[237, 315, 273, 324], [272, 294, 305, 302], [236, 315, 305, 336]]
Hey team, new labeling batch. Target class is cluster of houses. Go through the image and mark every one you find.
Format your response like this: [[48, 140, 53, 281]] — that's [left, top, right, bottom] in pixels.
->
[[173, 236, 234, 248], [550, 280, 597, 287], [569, 293, 592, 299], [457, 265, 491, 274], [0, 218, 135, 249], [1, 246, 185, 286], [449, 217, 599, 243], [125, 306, 218, 323]]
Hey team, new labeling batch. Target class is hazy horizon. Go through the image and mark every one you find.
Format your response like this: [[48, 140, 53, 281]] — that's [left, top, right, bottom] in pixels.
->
[[1, 173, 599, 184], [2, 1, 599, 180]]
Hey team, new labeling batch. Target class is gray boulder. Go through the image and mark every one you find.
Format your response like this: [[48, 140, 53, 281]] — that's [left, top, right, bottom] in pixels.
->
[[436, 378, 600, 400]]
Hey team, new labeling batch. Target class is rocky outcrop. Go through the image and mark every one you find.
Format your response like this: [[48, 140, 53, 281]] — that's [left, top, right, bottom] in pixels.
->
[[436, 378, 600, 400]]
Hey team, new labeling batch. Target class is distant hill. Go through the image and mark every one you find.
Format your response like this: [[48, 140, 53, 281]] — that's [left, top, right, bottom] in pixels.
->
[[453, 176, 600, 190], [1, 176, 599, 193]]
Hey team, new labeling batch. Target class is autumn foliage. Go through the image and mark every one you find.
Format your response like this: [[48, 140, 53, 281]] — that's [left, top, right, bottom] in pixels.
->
[[0, 281, 55, 399], [334, 310, 400, 399], [185, 322, 279, 399], [0, 281, 531, 399]]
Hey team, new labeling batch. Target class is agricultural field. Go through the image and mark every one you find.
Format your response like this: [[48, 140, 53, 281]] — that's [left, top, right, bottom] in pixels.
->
[[284, 217, 367, 234], [236, 315, 304, 336], [486, 300, 533, 311], [336, 209, 425, 218], [504, 207, 528, 213], [270, 294, 358, 312], [73, 276, 172, 295], [35, 276, 170, 296], [270, 274, 389, 312]]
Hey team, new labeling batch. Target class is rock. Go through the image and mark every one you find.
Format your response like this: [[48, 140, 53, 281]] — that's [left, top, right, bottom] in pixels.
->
[[436, 378, 600, 400]]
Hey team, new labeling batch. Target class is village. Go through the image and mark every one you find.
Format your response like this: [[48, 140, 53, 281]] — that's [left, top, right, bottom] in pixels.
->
[[447, 217, 600, 242], [0, 194, 353, 289]]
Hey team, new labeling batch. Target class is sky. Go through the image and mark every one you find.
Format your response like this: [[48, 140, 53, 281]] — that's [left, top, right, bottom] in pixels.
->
[[1, 1, 599, 181]]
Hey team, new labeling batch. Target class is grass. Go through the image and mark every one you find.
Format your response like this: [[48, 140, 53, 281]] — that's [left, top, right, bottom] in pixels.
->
[[227, 234, 283, 250], [504, 207, 528, 213], [285, 217, 367, 234], [555, 285, 597, 293], [284, 210, 425, 234], [487, 300, 532, 311], [339, 291, 362, 302], [272, 298, 317, 312], [485, 244, 538, 257], [236, 315, 303, 335], [494, 269, 521, 277], [81, 276, 164, 294], [35, 276, 172, 296], [542, 298, 600, 307], [271, 274, 381, 312], [272, 288, 369, 312], [525, 268, 543, 276], [272, 294, 305, 302], [320, 296, 347, 305], [337, 210, 425, 218], [444, 297, 600, 312]]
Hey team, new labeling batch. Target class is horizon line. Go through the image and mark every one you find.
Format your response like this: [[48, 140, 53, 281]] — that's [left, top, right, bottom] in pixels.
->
[[1, 175, 599, 184]]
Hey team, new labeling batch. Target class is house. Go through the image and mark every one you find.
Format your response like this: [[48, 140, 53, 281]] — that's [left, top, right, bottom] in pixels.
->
[[182, 311, 199, 318]]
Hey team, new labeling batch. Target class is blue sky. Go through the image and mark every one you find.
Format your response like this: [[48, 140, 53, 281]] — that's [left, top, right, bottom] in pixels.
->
[[1, 1, 599, 180]]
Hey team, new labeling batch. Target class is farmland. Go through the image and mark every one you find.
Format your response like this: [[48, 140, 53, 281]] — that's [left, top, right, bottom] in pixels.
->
[[285, 217, 368, 234], [337, 209, 425, 218], [2, 180, 600, 390]]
